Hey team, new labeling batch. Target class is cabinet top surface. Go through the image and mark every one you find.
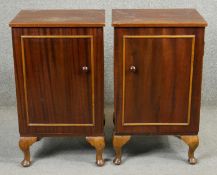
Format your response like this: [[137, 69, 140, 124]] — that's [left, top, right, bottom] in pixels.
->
[[9, 10, 105, 27], [112, 9, 207, 27]]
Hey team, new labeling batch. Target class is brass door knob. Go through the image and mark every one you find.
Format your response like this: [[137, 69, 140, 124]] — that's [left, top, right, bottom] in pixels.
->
[[82, 66, 89, 72], [129, 65, 136, 72]]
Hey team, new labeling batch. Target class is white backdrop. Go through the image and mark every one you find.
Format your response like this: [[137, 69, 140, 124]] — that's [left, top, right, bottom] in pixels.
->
[[0, 0, 216, 106]]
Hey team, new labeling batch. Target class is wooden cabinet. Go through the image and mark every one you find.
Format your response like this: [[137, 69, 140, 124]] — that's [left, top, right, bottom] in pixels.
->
[[112, 9, 207, 165], [9, 10, 105, 167]]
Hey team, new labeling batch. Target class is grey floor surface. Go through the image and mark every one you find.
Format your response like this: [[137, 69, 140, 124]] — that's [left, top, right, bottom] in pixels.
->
[[0, 104, 216, 175]]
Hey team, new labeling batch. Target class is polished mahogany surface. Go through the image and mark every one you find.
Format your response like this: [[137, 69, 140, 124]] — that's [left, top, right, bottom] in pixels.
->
[[22, 36, 93, 125], [10, 10, 105, 27], [112, 9, 207, 27], [114, 27, 205, 135], [10, 10, 105, 166], [112, 9, 207, 165], [124, 36, 193, 124], [12, 27, 104, 137]]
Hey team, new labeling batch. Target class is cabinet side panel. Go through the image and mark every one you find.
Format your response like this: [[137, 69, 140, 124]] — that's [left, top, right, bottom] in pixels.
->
[[12, 28, 28, 135], [93, 27, 104, 134], [114, 28, 124, 133], [188, 28, 205, 133]]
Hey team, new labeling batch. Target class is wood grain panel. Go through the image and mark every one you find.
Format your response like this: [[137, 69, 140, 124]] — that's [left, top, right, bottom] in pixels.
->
[[114, 27, 205, 135], [12, 27, 104, 136], [21, 36, 94, 126], [123, 35, 194, 126]]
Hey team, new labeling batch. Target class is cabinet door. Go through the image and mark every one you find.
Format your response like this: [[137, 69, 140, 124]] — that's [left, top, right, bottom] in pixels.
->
[[114, 28, 205, 134], [13, 28, 104, 136], [124, 35, 194, 125], [21, 35, 94, 126]]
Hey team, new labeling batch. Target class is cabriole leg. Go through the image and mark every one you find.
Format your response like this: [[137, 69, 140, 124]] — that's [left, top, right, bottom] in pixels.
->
[[113, 135, 131, 165], [86, 136, 105, 166], [19, 137, 38, 167], [180, 135, 199, 164]]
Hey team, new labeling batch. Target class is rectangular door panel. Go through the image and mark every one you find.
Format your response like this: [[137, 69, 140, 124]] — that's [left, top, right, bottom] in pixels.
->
[[21, 35, 94, 126], [123, 35, 195, 126], [13, 27, 104, 136], [114, 26, 204, 134]]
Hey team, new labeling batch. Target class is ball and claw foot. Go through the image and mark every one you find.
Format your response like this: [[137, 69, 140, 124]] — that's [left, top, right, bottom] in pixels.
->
[[86, 136, 105, 166]]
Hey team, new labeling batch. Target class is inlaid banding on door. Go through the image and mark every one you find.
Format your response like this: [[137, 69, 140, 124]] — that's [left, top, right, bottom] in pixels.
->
[[21, 35, 95, 127], [122, 35, 195, 126]]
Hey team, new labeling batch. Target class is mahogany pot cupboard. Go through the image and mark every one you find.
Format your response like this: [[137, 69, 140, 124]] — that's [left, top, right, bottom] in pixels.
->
[[9, 10, 105, 167], [9, 8, 207, 167], [112, 9, 207, 165]]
